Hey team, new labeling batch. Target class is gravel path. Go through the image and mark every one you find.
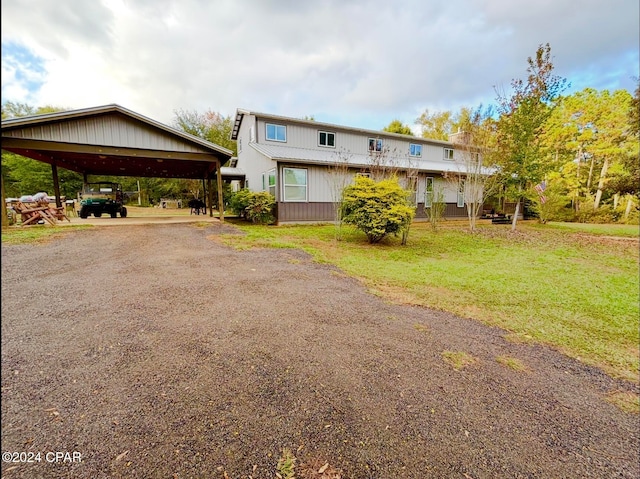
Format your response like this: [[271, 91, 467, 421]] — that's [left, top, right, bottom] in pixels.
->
[[1, 223, 638, 479]]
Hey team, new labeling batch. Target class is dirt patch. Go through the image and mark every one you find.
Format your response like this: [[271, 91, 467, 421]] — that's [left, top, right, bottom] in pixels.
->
[[1, 223, 638, 478]]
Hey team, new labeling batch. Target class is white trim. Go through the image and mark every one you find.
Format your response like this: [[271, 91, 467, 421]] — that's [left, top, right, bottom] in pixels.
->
[[318, 130, 336, 148], [266, 123, 286, 142], [282, 167, 308, 202]]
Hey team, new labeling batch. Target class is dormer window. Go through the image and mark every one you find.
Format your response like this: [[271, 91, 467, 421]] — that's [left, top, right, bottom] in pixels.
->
[[444, 148, 454, 160], [410, 144, 422, 157], [368, 138, 383, 152], [266, 123, 286, 142], [318, 131, 335, 147]]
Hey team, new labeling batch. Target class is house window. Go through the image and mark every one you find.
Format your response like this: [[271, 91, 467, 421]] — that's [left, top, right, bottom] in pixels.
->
[[318, 131, 335, 148], [457, 179, 465, 207], [249, 127, 255, 142], [266, 123, 286, 142], [283, 167, 307, 201], [410, 144, 422, 157], [268, 169, 276, 196], [238, 137, 242, 153], [368, 138, 383, 152], [425, 176, 434, 208], [444, 148, 454, 160]]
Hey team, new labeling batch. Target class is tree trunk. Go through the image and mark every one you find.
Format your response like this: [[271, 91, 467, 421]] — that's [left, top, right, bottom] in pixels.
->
[[511, 200, 520, 231], [587, 154, 595, 192], [624, 195, 633, 220], [593, 157, 609, 211]]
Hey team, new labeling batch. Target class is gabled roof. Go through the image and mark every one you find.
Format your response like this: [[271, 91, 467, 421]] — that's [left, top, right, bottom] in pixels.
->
[[231, 108, 453, 147], [2, 104, 233, 179]]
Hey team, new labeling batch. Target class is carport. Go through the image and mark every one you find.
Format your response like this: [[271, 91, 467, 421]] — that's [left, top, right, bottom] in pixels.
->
[[1, 104, 239, 226]]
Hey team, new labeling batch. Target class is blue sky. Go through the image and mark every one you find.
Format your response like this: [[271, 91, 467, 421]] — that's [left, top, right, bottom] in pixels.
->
[[1, 0, 638, 133]]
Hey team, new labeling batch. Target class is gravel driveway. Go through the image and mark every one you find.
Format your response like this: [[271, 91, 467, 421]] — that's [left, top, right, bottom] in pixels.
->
[[1, 223, 638, 478]]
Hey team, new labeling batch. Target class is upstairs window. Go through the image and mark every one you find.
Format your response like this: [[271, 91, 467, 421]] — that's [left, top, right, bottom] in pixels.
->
[[368, 138, 383, 152], [444, 148, 454, 160], [409, 144, 422, 157], [318, 131, 336, 148], [266, 123, 286, 142]]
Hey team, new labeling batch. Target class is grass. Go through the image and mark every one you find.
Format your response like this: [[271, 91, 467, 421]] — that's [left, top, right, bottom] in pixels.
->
[[605, 391, 640, 414], [496, 355, 528, 372], [442, 351, 478, 370], [218, 219, 639, 383], [1, 224, 92, 244]]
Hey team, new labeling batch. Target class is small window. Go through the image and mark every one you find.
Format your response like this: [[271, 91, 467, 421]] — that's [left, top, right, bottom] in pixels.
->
[[409, 144, 422, 157], [318, 131, 336, 148], [444, 148, 454, 160], [368, 138, 383, 152], [356, 172, 371, 178], [425, 176, 434, 208], [266, 123, 286, 142], [249, 127, 255, 142], [283, 167, 307, 202], [457, 179, 465, 207]]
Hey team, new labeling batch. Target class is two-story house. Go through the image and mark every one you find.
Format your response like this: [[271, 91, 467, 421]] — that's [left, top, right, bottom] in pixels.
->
[[231, 109, 479, 225]]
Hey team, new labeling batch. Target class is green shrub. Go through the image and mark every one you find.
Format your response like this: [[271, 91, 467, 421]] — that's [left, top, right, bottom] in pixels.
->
[[228, 189, 275, 224], [228, 189, 253, 218], [245, 191, 275, 224], [340, 175, 415, 243]]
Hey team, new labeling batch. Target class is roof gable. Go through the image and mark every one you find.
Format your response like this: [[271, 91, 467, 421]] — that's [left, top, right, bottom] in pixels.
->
[[2, 104, 233, 156]]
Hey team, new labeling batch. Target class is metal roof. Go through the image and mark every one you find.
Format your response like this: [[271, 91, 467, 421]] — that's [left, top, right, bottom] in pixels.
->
[[231, 108, 453, 147], [2, 104, 233, 179], [249, 142, 462, 174]]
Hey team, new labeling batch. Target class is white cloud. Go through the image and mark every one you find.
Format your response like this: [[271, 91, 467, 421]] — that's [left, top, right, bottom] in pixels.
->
[[2, 0, 638, 130]]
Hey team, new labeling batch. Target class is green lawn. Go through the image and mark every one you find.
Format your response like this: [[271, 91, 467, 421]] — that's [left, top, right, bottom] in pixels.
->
[[219, 220, 640, 383]]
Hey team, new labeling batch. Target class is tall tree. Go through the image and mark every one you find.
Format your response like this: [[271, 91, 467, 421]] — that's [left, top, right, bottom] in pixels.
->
[[415, 107, 475, 141], [415, 109, 454, 140], [172, 109, 237, 157], [494, 43, 568, 230], [450, 106, 501, 232], [382, 119, 414, 136]]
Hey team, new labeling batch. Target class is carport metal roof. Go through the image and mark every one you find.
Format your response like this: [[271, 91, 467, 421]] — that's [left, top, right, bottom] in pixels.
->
[[1, 104, 234, 179], [1, 104, 240, 224]]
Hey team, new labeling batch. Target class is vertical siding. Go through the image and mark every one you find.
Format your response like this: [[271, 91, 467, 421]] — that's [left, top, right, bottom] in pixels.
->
[[238, 114, 277, 194], [277, 202, 335, 223], [254, 118, 462, 172], [4, 114, 208, 152]]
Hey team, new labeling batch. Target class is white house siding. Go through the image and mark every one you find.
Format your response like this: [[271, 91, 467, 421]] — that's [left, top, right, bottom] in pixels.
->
[[234, 110, 486, 223], [254, 118, 457, 170], [235, 114, 277, 194]]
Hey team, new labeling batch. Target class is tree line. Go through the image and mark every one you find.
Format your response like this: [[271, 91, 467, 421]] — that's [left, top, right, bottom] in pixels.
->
[[2, 44, 638, 229]]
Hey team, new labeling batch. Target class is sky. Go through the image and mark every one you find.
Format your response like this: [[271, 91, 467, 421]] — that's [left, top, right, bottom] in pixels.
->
[[1, 0, 639, 134]]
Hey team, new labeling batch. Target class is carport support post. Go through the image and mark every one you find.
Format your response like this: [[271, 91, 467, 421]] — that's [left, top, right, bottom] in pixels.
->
[[51, 162, 62, 208], [207, 177, 213, 217], [216, 161, 224, 223], [1, 171, 9, 229]]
